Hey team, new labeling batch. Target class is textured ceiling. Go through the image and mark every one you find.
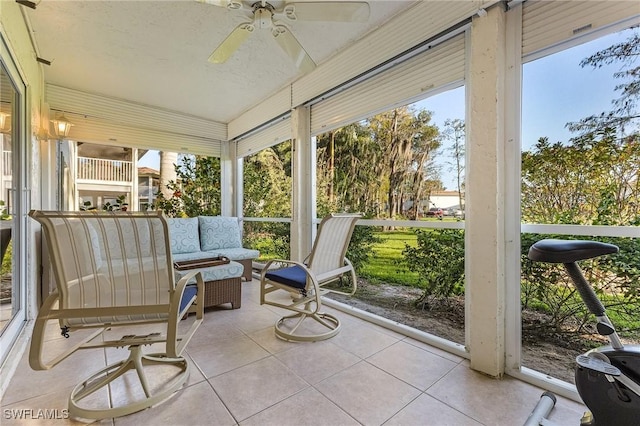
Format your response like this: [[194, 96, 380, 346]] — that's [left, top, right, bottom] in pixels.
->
[[26, 0, 415, 124]]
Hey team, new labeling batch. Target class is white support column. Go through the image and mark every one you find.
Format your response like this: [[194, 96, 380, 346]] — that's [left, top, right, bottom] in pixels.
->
[[131, 147, 138, 211], [290, 106, 315, 262], [38, 139, 56, 210], [466, 5, 508, 378], [235, 156, 244, 218], [220, 140, 236, 216], [504, 2, 524, 376], [71, 141, 79, 210]]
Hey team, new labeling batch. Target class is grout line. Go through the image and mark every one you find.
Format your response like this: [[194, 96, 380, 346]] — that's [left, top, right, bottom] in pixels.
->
[[203, 377, 240, 425]]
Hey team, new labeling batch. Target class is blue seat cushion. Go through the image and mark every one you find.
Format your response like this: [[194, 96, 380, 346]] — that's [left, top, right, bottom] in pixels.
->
[[265, 265, 308, 290], [180, 285, 198, 313]]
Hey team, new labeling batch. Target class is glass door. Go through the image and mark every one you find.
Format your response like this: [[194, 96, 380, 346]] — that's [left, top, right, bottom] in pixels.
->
[[0, 44, 27, 364]]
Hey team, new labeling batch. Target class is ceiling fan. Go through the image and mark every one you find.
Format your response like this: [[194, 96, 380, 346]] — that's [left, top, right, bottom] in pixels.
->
[[198, 1, 370, 73]]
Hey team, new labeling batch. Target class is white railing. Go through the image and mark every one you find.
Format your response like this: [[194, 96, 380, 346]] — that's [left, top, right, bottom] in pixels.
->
[[2, 151, 11, 176], [77, 157, 133, 182]]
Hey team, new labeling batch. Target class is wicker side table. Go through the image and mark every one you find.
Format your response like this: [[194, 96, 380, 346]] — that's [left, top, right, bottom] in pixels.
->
[[204, 277, 242, 309]]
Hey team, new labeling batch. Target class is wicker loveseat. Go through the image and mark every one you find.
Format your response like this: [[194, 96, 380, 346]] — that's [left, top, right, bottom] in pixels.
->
[[168, 216, 259, 309]]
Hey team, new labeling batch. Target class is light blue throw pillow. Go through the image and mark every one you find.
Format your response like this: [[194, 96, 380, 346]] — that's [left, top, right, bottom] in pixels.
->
[[199, 216, 242, 251], [167, 217, 201, 254]]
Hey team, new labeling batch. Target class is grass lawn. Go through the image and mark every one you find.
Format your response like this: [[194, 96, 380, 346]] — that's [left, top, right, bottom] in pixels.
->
[[360, 230, 422, 286]]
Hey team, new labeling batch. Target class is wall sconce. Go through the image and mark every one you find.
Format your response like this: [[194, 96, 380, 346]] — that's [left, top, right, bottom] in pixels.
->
[[50, 113, 74, 139], [0, 112, 10, 134]]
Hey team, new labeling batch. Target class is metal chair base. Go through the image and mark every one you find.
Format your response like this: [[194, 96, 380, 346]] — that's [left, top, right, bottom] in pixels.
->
[[69, 346, 189, 420], [274, 311, 341, 342]]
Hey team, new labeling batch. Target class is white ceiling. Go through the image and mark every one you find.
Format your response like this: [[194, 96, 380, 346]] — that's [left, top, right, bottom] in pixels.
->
[[26, 0, 416, 124]]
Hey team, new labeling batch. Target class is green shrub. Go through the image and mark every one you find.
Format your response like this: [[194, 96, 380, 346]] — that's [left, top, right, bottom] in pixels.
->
[[243, 221, 290, 260], [402, 229, 465, 307], [347, 224, 382, 273], [1, 241, 11, 275]]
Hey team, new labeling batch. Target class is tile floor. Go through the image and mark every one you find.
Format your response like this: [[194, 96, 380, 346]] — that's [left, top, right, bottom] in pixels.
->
[[2, 281, 587, 425]]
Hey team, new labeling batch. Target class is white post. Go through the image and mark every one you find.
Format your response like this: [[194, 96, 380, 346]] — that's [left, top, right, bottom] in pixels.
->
[[131, 147, 138, 211], [504, 2, 524, 377], [220, 140, 236, 217], [235, 155, 244, 219], [466, 5, 508, 378], [290, 106, 315, 262]]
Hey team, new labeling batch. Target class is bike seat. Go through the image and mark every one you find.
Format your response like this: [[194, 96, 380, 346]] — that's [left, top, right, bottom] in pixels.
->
[[528, 239, 619, 263]]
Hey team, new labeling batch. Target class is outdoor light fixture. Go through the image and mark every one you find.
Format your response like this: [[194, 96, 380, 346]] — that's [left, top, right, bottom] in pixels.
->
[[0, 112, 10, 134], [50, 113, 74, 139]]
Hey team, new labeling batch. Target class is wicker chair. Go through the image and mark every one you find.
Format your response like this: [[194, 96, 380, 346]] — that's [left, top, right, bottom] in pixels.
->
[[28, 210, 204, 420], [260, 213, 361, 342]]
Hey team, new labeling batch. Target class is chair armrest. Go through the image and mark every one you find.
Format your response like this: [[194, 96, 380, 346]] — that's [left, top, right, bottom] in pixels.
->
[[168, 270, 205, 357]]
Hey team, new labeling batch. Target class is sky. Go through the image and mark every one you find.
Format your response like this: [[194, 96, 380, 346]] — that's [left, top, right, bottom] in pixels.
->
[[140, 28, 634, 191], [415, 28, 632, 189]]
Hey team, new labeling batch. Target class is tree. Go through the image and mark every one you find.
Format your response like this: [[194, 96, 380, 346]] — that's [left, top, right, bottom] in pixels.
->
[[567, 28, 639, 140], [242, 143, 293, 259], [371, 108, 413, 219], [523, 28, 640, 226], [521, 133, 639, 225], [153, 155, 221, 217], [369, 107, 440, 219], [442, 118, 465, 209], [316, 122, 382, 214], [179, 155, 221, 216], [243, 143, 292, 218], [405, 110, 440, 220]]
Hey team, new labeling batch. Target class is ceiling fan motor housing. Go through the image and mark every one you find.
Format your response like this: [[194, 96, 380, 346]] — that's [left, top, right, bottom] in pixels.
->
[[255, 7, 273, 29]]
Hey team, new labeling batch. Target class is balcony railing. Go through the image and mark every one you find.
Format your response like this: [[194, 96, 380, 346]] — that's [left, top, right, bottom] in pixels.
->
[[2, 151, 11, 176], [77, 157, 133, 182]]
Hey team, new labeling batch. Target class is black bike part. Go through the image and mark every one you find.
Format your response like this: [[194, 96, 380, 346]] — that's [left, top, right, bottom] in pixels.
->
[[563, 262, 606, 317], [576, 355, 621, 376], [575, 349, 640, 426], [596, 322, 616, 336], [528, 239, 618, 264]]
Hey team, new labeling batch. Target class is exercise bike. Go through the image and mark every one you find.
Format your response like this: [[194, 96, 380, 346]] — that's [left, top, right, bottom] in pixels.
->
[[523, 239, 640, 426]]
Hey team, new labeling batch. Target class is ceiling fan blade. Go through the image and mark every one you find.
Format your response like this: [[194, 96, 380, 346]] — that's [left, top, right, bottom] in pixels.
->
[[283, 2, 370, 23], [196, 0, 243, 9], [272, 25, 316, 73], [208, 23, 254, 64]]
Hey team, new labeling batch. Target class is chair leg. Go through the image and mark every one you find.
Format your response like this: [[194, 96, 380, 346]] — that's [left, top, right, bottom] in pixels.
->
[[69, 345, 189, 420]]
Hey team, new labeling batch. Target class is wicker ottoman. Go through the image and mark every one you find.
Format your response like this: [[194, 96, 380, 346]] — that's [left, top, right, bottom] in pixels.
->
[[203, 276, 242, 309], [174, 260, 244, 310]]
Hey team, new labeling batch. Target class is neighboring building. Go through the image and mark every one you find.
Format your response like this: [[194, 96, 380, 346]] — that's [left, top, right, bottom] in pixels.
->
[[403, 190, 464, 218], [68, 141, 148, 211], [138, 166, 160, 211], [427, 190, 465, 210]]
